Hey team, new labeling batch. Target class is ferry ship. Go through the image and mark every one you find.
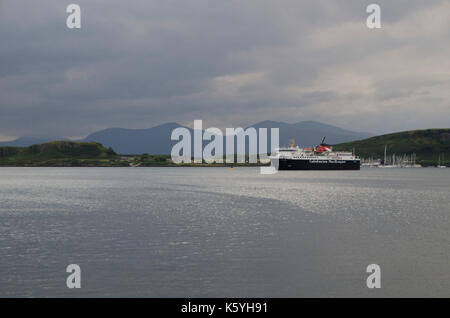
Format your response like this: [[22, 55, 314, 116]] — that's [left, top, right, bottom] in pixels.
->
[[271, 137, 360, 170]]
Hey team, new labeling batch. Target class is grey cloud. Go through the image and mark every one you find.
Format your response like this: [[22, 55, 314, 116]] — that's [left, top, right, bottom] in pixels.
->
[[0, 0, 449, 139]]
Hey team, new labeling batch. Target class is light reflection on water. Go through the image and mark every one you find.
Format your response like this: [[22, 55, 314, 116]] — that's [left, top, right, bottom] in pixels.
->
[[0, 167, 449, 297]]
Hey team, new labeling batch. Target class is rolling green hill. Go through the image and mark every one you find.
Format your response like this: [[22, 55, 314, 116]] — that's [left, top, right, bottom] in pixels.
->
[[333, 129, 450, 166], [0, 141, 126, 166]]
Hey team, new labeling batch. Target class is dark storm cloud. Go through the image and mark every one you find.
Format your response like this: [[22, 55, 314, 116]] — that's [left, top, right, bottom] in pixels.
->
[[0, 0, 449, 139]]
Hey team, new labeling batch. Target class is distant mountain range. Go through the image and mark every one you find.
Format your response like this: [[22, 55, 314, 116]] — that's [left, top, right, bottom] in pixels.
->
[[83, 122, 182, 155], [1, 121, 372, 154], [82, 121, 372, 154], [251, 120, 372, 149]]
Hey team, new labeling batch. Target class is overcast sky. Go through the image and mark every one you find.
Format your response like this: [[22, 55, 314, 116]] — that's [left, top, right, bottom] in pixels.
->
[[1, 0, 449, 140]]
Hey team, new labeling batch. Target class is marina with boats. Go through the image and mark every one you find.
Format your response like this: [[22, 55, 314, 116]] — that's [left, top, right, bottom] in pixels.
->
[[360, 145, 446, 168]]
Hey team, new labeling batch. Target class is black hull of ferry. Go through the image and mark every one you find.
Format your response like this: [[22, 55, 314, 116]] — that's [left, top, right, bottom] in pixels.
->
[[277, 158, 360, 170]]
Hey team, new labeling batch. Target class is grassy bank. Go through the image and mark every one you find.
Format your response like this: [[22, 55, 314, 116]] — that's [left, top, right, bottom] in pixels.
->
[[334, 129, 450, 166], [0, 141, 128, 167]]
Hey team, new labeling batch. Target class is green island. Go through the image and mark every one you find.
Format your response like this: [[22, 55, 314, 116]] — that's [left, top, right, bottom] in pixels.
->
[[0, 141, 126, 167], [0, 128, 449, 167], [0, 141, 264, 167]]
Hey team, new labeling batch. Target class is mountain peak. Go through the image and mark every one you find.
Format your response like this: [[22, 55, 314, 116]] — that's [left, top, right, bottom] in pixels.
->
[[2, 120, 373, 154]]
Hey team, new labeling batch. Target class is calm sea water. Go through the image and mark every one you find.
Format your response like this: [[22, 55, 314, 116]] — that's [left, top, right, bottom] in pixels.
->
[[0, 167, 449, 297]]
